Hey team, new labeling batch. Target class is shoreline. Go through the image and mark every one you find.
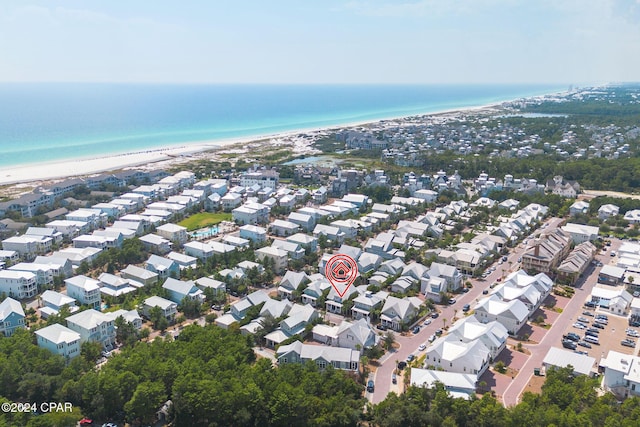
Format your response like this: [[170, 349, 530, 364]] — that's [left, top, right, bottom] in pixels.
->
[[0, 90, 563, 187]]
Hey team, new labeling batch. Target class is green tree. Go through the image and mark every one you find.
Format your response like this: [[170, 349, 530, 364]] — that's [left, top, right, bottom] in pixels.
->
[[124, 381, 166, 424]]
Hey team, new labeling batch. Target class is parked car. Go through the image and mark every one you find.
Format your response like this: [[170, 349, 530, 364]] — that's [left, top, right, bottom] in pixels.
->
[[392, 373, 397, 384], [582, 311, 594, 317], [611, 251, 616, 257], [578, 340, 592, 349], [564, 332, 580, 342], [574, 350, 589, 355], [435, 329, 443, 336], [406, 354, 415, 363], [586, 328, 600, 335], [584, 335, 600, 345], [562, 339, 577, 350], [412, 326, 421, 334], [627, 329, 640, 338], [594, 318, 608, 325], [397, 361, 407, 370], [502, 256, 508, 262], [584, 301, 597, 308], [585, 330, 599, 338], [573, 322, 587, 330], [418, 343, 427, 351], [482, 289, 489, 294], [428, 334, 437, 342], [462, 304, 471, 312], [592, 322, 605, 329], [448, 298, 457, 305], [596, 314, 609, 320], [367, 380, 375, 392], [577, 316, 590, 324], [376, 324, 388, 331], [423, 319, 432, 326], [622, 339, 636, 348], [431, 312, 439, 319]]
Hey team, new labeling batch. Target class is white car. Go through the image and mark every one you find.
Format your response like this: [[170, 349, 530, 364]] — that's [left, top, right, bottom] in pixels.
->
[[418, 343, 427, 351], [423, 319, 432, 326], [573, 322, 587, 330], [428, 334, 437, 343]]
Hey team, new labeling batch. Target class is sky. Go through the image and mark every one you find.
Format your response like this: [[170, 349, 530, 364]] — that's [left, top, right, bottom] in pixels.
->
[[1, 0, 639, 84]]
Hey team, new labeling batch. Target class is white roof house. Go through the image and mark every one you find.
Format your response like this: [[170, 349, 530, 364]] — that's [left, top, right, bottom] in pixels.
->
[[66, 309, 116, 349], [561, 223, 600, 244], [40, 290, 78, 317], [601, 350, 640, 398], [589, 287, 633, 315], [64, 275, 101, 309], [447, 316, 508, 359], [425, 335, 492, 377], [543, 347, 596, 376], [410, 368, 477, 400], [35, 324, 81, 360], [492, 282, 542, 314], [104, 309, 143, 329], [143, 296, 177, 321], [473, 295, 529, 335]]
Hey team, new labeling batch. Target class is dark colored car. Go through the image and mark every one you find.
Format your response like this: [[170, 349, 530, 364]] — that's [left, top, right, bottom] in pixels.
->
[[397, 361, 407, 370], [482, 289, 489, 294], [435, 329, 443, 336], [462, 304, 470, 312], [592, 322, 605, 329], [406, 354, 416, 363], [376, 324, 388, 331], [562, 339, 577, 350], [578, 340, 592, 349], [412, 326, 421, 334], [367, 380, 375, 392], [431, 312, 439, 319], [622, 339, 636, 348], [564, 332, 580, 342]]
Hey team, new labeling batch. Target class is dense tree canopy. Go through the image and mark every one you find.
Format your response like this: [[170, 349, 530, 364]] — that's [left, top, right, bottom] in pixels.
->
[[3, 326, 640, 426]]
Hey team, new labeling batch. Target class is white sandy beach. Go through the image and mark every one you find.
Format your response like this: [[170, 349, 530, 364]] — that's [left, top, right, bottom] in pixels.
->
[[0, 95, 553, 187]]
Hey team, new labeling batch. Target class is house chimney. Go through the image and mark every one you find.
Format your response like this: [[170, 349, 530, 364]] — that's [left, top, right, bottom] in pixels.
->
[[534, 239, 541, 257]]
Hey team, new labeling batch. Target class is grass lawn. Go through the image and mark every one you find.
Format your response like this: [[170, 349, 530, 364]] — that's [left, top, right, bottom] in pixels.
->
[[178, 212, 232, 231]]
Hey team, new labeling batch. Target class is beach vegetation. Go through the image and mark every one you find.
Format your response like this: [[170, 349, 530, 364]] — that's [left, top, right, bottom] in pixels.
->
[[178, 212, 231, 231]]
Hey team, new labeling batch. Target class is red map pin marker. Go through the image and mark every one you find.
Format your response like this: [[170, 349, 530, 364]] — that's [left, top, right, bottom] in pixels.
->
[[325, 254, 359, 297]]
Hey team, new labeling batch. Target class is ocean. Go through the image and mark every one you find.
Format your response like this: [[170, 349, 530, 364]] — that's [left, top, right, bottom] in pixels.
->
[[0, 83, 566, 168]]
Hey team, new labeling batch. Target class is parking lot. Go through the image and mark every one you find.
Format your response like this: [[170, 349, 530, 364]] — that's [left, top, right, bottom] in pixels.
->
[[561, 307, 638, 359]]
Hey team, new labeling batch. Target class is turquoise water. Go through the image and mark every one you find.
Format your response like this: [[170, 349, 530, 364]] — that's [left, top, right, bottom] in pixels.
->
[[0, 83, 566, 168], [191, 226, 219, 239]]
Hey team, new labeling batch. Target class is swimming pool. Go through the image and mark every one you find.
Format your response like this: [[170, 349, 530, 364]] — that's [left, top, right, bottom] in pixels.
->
[[191, 226, 219, 239]]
